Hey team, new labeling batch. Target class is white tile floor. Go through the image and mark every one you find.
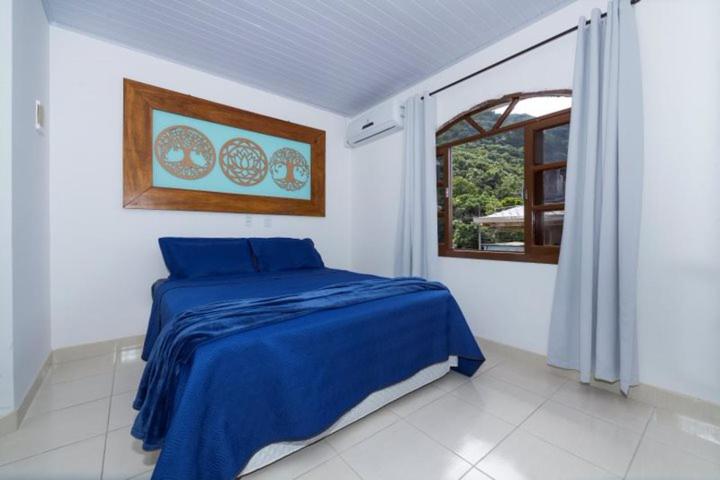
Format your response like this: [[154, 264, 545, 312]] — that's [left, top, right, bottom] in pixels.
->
[[0, 339, 718, 480]]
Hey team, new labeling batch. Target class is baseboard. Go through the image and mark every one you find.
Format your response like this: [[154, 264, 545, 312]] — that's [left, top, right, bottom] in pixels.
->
[[0, 353, 52, 436], [476, 336, 720, 415]]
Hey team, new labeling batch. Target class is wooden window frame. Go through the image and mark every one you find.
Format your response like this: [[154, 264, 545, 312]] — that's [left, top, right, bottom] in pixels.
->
[[437, 91, 571, 264]]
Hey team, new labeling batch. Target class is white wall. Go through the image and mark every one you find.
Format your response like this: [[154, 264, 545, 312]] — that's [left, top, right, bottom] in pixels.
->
[[11, 0, 51, 408], [634, 0, 720, 404], [351, 0, 720, 403], [0, 0, 53, 413], [0, 0, 15, 415], [48, 27, 353, 349]]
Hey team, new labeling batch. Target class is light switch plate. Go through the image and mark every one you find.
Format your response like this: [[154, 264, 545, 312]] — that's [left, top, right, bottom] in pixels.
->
[[34, 100, 45, 134]]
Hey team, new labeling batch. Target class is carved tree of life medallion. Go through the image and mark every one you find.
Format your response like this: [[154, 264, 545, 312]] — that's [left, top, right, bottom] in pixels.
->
[[269, 148, 309, 192], [154, 125, 216, 180]]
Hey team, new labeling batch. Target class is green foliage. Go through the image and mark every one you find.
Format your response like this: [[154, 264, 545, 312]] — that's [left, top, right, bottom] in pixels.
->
[[448, 124, 525, 249], [452, 220, 479, 250]]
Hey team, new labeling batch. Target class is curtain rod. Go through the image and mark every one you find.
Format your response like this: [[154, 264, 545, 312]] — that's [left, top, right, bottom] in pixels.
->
[[426, 0, 642, 98]]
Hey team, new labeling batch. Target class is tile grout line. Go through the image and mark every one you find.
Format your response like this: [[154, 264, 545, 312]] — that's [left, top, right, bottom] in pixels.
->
[[52, 350, 119, 366], [445, 363, 558, 425], [0, 432, 108, 470], [470, 382, 556, 474], [21, 393, 114, 426], [492, 376, 630, 478], [642, 430, 720, 467], [337, 453, 365, 480], [621, 405, 655, 479], [507, 380, 640, 477], [127, 468, 154, 480], [520, 428, 623, 478], [472, 375, 630, 479], [478, 358, 569, 399], [445, 389, 519, 428], [400, 417, 477, 477], [543, 395, 653, 436], [287, 452, 342, 480], [245, 438, 333, 479], [100, 344, 121, 480], [390, 383, 455, 417], [45, 367, 116, 387], [485, 366, 569, 399], [332, 412, 401, 455], [552, 379, 660, 413]]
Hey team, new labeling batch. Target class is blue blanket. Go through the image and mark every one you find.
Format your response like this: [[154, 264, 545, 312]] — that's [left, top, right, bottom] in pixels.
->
[[142, 269, 382, 360], [136, 270, 483, 480]]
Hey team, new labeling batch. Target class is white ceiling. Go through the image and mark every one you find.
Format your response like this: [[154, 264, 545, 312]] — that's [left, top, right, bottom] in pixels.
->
[[43, 0, 573, 116]]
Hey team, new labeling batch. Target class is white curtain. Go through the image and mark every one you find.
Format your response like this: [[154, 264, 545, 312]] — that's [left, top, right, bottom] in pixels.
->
[[394, 94, 437, 278], [548, 0, 644, 395]]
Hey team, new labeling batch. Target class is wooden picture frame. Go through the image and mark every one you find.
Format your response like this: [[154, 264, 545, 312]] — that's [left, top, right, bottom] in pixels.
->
[[123, 79, 326, 216]]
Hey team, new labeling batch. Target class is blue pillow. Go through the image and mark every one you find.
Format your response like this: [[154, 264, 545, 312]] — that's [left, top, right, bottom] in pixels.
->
[[249, 238, 324, 272], [158, 237, 256, 279]]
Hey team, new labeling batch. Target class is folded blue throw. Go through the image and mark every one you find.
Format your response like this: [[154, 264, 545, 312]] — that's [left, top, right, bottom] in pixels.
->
[[133, 275, 483, 479]]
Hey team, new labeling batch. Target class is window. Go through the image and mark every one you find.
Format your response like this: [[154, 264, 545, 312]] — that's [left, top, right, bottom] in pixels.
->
[[436, 91, 571, 264]]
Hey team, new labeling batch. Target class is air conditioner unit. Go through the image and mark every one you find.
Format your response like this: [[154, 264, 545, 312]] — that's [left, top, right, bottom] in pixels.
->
[[346, 99, 404, 148]]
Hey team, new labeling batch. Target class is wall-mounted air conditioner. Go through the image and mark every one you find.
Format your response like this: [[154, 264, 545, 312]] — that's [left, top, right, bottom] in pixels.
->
[[346, 99, 404, 148]]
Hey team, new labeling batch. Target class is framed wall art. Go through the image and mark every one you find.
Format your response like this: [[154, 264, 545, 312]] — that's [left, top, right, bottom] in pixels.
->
[[123, 79, 325, 216]]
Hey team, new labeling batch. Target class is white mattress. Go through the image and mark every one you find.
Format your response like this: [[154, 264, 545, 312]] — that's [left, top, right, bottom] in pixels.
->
[[238, 357, 456, 476]]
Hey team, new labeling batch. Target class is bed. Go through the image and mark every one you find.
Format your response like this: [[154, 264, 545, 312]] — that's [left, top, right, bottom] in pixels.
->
[[132, 238, 484, 480]]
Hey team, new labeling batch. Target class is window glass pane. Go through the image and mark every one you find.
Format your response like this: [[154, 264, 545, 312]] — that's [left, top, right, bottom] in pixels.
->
[[437, 187, 446, 212], [450, 128, 525, 252], [470, 102, 509, 131], [438, 217, 446, 244], [537, 123, 570, 164], [502, 96, 572, 128], [436, 120, 479, 145], [436, 154, 445, 183], [536, 210, 565, 246], [535, 167, 566, 204]]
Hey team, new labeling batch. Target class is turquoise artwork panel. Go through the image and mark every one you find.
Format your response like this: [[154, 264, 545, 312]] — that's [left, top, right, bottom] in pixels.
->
[[152, 110, 312, 200]]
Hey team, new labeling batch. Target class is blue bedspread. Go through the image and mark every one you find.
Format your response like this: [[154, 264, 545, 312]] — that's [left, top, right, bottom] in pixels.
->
[[136, 269, 483, 480]]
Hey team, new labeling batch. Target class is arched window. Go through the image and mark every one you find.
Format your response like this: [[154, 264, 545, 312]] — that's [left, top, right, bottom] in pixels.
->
[[436, 90, 571, 263]]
